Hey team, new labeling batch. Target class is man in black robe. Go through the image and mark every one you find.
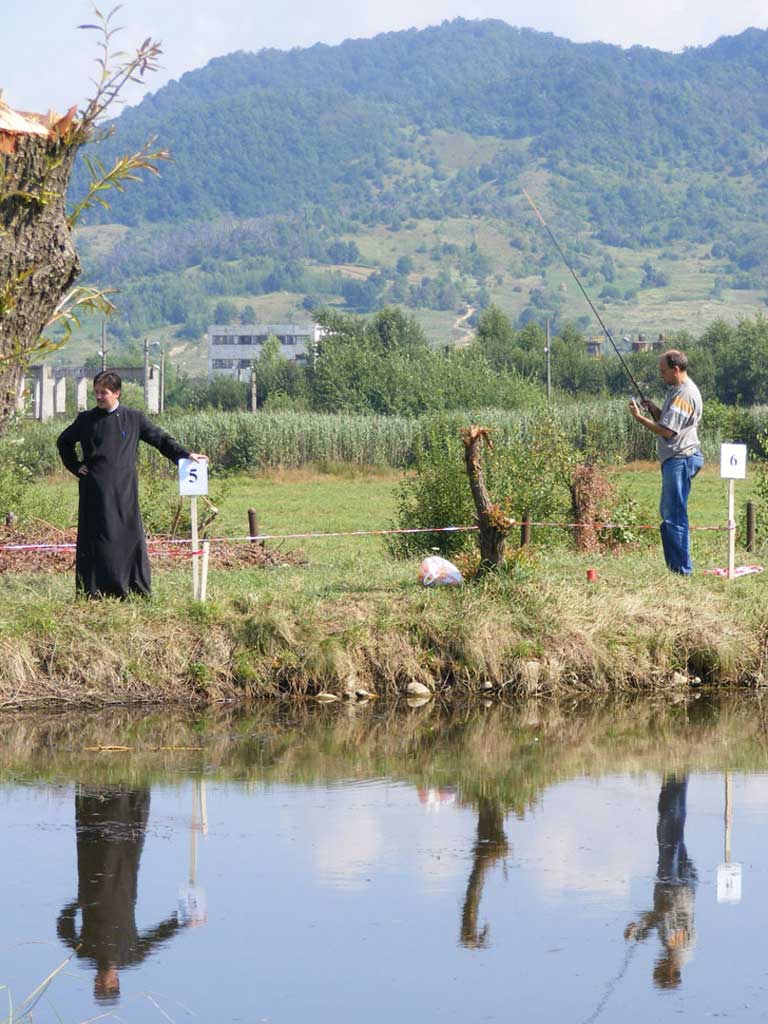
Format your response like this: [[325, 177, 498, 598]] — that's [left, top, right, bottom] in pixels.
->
[[57, 371, 206, 598], [57, 786, 185, 1004]]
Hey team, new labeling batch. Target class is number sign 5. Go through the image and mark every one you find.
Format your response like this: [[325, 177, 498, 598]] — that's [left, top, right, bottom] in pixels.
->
[[179, 458, 209, 495]]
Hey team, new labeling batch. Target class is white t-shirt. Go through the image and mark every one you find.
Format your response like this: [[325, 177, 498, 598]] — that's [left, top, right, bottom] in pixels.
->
[[657, 378, 703, 464]]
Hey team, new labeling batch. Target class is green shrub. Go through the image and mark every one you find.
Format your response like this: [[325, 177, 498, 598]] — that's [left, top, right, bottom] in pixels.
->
[[387, 412, 579, 558], [386, 414, 474, 559]]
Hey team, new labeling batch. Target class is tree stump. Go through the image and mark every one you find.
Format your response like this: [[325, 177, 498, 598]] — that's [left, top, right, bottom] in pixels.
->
[[461, 425, 512, 570]]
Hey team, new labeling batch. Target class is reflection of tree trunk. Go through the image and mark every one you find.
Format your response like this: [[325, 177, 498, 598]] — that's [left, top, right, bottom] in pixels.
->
[[0, 117, 81, 430], [460, 798, 509, 948]]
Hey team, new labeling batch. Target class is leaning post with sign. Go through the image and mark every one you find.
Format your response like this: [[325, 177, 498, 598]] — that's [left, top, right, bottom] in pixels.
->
[[179, 458, 209, 600], [720, 443, 747, 581]]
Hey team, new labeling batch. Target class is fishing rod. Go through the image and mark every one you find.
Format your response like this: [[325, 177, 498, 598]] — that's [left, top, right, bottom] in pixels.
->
[[522, 189, 649, 405]]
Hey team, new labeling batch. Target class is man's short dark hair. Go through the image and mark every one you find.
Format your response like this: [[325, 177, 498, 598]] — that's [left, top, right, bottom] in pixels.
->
[[662, 350, 688, 371], [93, 370, 122, 392]]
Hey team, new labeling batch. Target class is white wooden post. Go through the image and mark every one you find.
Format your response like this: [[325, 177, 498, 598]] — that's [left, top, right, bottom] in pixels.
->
[[179, 458, 209, 601], [727, 478, 736, 581], [190, 495, 200, 599], [720, 444, 747, 582]]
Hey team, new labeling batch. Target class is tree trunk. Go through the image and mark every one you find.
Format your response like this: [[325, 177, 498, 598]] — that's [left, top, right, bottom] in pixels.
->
[[0, 116, 81, 431], [462, 425, 511, 570]]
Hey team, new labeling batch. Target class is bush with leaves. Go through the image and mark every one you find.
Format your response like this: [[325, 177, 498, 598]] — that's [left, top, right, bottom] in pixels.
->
[[386, 414, 473, 559], [0, 436, 35, 521], [743, 429, 768, 549], [387, 413, 580, 559], [388, 411, 655, 561]]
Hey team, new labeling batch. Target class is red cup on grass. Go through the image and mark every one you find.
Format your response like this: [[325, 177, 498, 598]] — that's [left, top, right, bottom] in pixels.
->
[[586, 568, 598, 582]]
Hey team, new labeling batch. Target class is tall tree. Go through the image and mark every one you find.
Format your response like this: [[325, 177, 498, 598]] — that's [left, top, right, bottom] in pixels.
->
[[0, 11, 166, 434]]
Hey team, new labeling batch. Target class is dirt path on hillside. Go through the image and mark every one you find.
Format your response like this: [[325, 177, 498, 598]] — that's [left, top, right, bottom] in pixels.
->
[[453, 305, 476, 346]]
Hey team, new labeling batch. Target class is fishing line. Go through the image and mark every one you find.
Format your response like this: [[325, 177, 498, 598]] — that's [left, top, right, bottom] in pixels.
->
[[523, 189, 648, 404]]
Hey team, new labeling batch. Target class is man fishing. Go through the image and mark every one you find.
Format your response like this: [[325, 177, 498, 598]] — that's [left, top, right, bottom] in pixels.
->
[[629, 350, 703, 576], [523, 192, 704, 574]]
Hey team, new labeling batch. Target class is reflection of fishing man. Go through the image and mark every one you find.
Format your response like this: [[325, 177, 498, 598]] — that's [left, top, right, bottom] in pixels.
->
[[624, 775, 697, 989], [460, 797, 509, 949], [57, 787, 187, 1004]]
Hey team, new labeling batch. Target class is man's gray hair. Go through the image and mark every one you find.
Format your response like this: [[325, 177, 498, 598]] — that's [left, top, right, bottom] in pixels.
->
[[662, 349, 688, 371]]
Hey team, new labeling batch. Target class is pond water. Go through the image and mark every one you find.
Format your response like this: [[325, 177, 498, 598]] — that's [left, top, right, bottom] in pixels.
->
[[2, 696, 768, 1023]]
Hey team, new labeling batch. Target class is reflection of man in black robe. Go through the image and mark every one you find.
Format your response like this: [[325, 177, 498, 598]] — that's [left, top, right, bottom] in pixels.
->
[[57, 787, 182, 1003], [625, 775, 697, 989], [460, 797, 509, 949], [57, 372, 203, 598]]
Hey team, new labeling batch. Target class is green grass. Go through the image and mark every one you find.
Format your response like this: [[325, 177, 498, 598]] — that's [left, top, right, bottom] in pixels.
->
[[20, 460, 759, 566], [2, 463, 767, 708]]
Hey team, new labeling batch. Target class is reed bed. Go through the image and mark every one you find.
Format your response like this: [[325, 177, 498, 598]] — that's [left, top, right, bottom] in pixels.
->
[[7, 399, 754, 477]]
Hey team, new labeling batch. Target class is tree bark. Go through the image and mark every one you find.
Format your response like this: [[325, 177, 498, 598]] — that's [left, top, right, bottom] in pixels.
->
[[0, 122, 81, 430], [462, 425, 511, 570]]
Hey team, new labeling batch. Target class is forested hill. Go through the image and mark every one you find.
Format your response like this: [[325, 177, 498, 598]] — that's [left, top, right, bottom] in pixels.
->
[[71, 17, 768, 254]]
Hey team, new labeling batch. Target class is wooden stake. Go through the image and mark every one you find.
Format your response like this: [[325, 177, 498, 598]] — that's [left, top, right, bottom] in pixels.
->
[[746, 500, 756, 552], [248, 507, 262, 545], [200, 541, 210, 602], [520, 513, 531, 548]]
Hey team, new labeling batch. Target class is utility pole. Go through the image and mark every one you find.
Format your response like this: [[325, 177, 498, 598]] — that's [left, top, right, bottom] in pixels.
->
[[545, 318, 552, 404], [143, 337, 149, 408], [250, 363, 258, 413], [160, 348, 165, 414], [100, 320, 107, 371]]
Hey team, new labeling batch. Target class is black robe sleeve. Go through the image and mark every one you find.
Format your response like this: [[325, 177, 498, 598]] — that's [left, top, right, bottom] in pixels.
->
[[57, 414, 86, 477], [138, 414, 190, 464]]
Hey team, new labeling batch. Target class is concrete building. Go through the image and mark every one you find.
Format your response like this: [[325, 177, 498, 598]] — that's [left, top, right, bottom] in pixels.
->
[[23, 364, 162, 420], [207, 322, 322, 379], [585, 337, 603, 358]]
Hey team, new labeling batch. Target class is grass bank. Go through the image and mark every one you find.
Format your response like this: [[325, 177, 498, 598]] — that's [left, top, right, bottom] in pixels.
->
[[1, 466, 766, 706]]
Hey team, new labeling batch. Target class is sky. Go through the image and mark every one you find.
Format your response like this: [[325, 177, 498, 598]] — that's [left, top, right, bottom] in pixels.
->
[[3, 0, 767, 114]]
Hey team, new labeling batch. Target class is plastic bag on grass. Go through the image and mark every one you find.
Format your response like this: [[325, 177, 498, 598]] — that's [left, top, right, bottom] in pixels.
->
[[418, 555, 463, 587]]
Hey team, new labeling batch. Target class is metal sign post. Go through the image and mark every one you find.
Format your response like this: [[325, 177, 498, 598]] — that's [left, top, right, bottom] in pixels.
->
[[720, 444, 747, 580], [179, 458, 209, 600]]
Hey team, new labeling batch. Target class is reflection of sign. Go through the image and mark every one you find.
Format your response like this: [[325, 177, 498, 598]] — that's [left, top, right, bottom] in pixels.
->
[[179, 458, 208, 495], [717, 862, 742, 903], [417, 786, 458, 811], [720, 444, 747, 480], [178, 884, 208, 924]]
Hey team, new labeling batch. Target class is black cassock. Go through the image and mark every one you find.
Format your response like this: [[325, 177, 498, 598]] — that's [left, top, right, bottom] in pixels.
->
[[57, 788, 181, 974], [57, 406, 190, 597]]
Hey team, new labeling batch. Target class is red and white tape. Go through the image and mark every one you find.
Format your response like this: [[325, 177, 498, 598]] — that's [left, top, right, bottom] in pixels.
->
[[0, 519, 733, 555]]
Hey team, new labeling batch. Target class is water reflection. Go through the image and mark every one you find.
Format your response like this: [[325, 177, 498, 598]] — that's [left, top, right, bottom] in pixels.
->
[[460, 797, 509, 949], [56, 786, 186, 1004], [625, 775, 697, 989], [1, 697, 768, 1024]]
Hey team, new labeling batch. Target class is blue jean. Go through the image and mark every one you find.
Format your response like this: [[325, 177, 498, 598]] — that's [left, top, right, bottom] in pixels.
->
[[659, 453, 704, 575]]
